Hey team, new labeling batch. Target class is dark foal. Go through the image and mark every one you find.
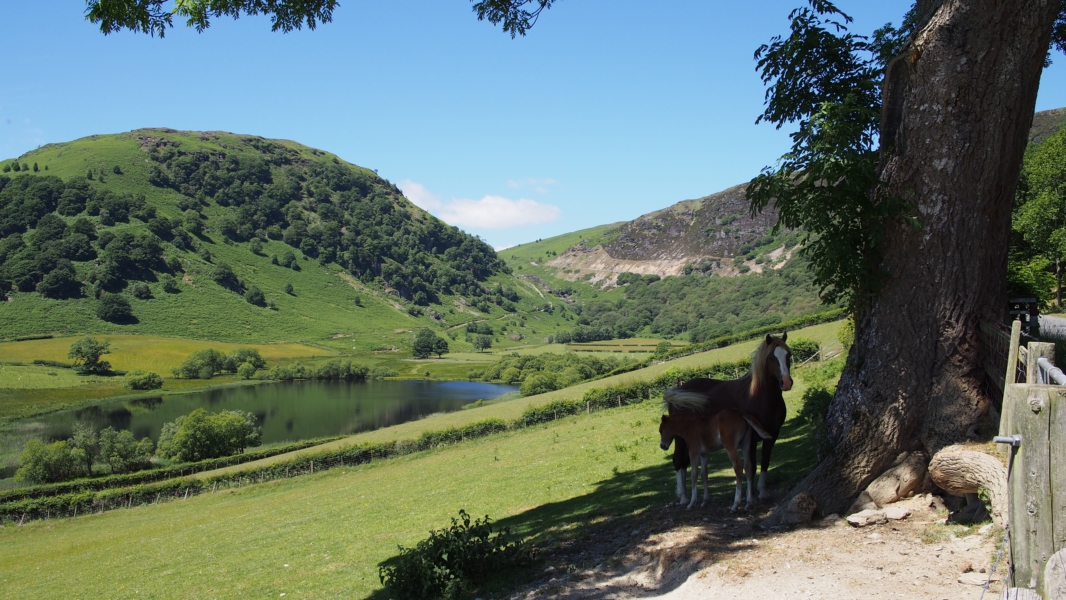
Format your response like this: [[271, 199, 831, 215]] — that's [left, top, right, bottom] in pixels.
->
[[663, 333, 792, 504], [658, 410, 771, 511]]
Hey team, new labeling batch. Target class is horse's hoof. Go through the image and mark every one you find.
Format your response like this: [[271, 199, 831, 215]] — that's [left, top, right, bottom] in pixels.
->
[[758, 491, 773, 501]]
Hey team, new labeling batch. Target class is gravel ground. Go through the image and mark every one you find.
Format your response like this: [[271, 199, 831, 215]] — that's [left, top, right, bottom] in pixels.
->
[[510, 494, 1001, 600]]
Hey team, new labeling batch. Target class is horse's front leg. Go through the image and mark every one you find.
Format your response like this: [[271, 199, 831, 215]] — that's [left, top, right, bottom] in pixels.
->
[[700, 454, 710, 507], [758, 437, 777, 501]]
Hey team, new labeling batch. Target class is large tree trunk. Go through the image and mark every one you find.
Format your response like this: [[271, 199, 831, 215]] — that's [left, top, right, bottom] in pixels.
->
[[768, 0, 1058, 520]]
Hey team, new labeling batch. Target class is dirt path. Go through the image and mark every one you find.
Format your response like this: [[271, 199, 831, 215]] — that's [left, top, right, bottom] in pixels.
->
[[510, 494, 1001, 600]]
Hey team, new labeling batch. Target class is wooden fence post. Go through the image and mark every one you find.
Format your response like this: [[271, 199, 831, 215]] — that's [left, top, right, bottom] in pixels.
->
[[1001, 321, 1023, 442], [1027, 342, 1055, 385], [1007, 384, 1054, 592]]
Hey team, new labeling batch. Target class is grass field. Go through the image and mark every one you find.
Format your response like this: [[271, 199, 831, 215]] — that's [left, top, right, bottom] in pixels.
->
[[0, 321, 841, 598], [0, 335, 330, 374], [0, 396, 819, 599], [198, 320, 842, 476]]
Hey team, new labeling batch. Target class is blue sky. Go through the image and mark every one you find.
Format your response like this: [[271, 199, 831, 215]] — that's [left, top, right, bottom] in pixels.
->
[[3, 1, 1065, 249]]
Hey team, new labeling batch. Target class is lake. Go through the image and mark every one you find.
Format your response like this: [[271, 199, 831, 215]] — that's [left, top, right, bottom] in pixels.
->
[[2, 379, 517, 479]]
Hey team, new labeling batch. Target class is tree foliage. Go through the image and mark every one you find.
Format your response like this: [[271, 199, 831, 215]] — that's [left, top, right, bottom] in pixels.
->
[[1014, 127, 1066, 306], [746, 1, 916, 308], [98, 427, 154, 474], [156, 408, 262, 462], [14, 439, 88, 484], [412, 328, 448, 359], [123, 369, 164, 390], [85, 0, 338, 37], [68, 336, 112, 374]]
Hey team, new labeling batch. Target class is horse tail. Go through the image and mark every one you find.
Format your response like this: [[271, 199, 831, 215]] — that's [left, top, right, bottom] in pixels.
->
[[743, 414, 774, 440], [662, 388, 707, 412]]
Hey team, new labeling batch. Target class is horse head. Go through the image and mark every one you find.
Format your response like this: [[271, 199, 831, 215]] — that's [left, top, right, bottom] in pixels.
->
[[658, 415, 675, 450], [761, 332, 793, 392]]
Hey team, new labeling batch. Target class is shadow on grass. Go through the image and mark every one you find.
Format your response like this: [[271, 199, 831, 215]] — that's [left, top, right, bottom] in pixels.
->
[[367, 416, 821, 600]]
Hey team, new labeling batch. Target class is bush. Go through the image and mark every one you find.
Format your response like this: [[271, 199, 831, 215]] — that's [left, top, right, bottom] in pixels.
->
[[788, 337, 819, 363], [838, 315, 854, 350], [97, 293, 134, 323], [123, 370, 163, 390], [244, 285, 266, 306], [314, 359, 369, 381], [369, 366, 398, 379], [249, 237, 264, 255], [14, 440, 88, 484], [519, 372, 558, 396], [156, 408, 262, 462], [161, 275, 180, 294], [130, 281, 153, 300], [798, 385, 834, 425], [174, 349, 226, 379], [98, 427, 153, 474], [379, 509, 530, 600], [222, 348, 266, 372], [237, 362, 258, 380]]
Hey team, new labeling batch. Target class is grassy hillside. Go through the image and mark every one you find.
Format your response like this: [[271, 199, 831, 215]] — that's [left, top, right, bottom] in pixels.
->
[[0, 323, 840, 599], [0, 130, 569, 352]]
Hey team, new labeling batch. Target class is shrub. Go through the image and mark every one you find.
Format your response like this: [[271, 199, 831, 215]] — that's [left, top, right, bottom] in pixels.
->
[[97, 293, 133, 323], [156, 408, 261, 462], [130, 281, 153, 300], [788, 337, 819, 363], [98, 427, 153, 474], [123, 370, 163, 390], [798, 385, 834, 425], [379, 509, 530, 600], [175, 349, 226, 379], [14, 440, 88, 484], [237, 362, 258, 380], [161, 275, 180, 294], [249, 237, 264, 255], [285, 282, 294, 295], [519, 372, 558, 396], [838, 315, 855, 350], [222, 348, 266, 372], [112, 165, 122, 175], [369, 366, 398, 379], [314, 359, 369, 381], [244, 285, 266, 306]]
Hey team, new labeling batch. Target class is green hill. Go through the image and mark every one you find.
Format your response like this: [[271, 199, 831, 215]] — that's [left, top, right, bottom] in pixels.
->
[[0, 130, 560, 351]]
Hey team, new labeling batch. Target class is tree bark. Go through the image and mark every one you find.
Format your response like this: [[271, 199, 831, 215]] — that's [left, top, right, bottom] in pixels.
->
[[766, 0, 1059, 521]]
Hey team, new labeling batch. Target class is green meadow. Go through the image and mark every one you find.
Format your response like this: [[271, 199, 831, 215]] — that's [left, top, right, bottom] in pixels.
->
[[0, 384, 821, 600]]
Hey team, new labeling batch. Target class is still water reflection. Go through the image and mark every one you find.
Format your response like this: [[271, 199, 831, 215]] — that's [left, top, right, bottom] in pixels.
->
[[27, 379, 518, 445]]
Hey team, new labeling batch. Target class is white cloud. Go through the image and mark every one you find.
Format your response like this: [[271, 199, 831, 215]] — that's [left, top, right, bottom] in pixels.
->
[[437, 196, 561, 229], [506, 177, 558, 193], [398, 181, 561, 230], [397, 180, 441, 210]]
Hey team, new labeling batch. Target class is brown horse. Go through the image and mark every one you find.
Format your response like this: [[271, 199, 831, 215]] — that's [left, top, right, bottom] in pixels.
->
[[658, 410, 772, 510], [663, 333, 792, 504]]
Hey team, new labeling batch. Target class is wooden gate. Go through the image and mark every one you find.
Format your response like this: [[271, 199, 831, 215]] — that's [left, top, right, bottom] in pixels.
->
[[996, 320, 1066, 596]]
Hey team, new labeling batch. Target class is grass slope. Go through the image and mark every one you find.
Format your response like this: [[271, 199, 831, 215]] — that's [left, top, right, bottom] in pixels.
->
[[199, 320, 841, 477], [0, 378, 823, 599], [1, 130, 570, 353]]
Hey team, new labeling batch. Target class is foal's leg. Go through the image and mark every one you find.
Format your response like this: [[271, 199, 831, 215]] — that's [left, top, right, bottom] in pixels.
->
[[673, 436, 690, 505], [725, 443, 744, 512], [758, 437, 777, 501], [676, 469, 688, 505], [687, 447, 700, 510]]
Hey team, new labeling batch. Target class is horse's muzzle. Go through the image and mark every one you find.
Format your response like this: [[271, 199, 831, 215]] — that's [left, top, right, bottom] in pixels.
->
[[781, 377, 793, 391], [659, 442, 670, 451]]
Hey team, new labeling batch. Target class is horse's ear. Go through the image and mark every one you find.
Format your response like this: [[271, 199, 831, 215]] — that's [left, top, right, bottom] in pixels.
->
[[765, 334, 773, 345], [782, 331, 788, 342]]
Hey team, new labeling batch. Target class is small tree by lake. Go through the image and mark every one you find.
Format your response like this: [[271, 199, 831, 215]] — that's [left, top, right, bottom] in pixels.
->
[[68, 336, 112, 374]]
